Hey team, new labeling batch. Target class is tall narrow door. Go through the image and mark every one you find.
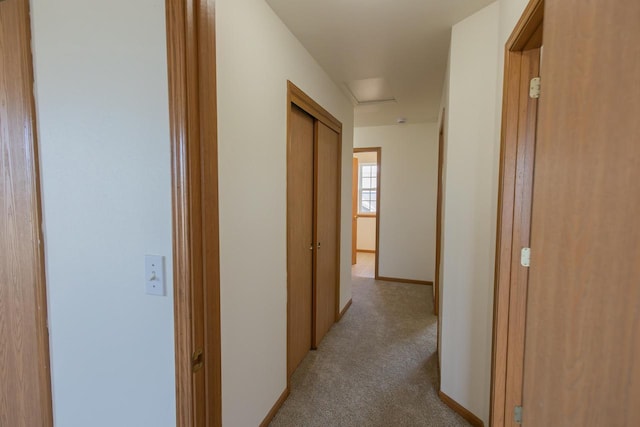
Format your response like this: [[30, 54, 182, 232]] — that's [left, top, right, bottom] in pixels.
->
[[287, 105, 314, 377], [313, 122, 340, 347], [522, 0, 640, 425], [0, 0, 53, 424]]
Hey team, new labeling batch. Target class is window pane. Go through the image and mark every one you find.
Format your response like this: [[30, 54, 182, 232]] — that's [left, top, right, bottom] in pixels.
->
[[358, 163, 377, 213]]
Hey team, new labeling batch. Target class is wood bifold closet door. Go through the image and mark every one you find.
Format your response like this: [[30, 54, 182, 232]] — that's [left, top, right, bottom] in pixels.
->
[[287, 105, 314, 378], [0, 0, 54, 425], [287, 104, 340, 378]]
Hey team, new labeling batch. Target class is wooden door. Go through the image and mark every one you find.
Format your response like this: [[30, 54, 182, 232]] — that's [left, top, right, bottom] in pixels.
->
[[522, 0, 640, 424], [351, 157, 358, 264], [0, 0, 54, 424], [504, 47, 540, 427], [313, 122, 340, 347], [287, 105, 314, 377]]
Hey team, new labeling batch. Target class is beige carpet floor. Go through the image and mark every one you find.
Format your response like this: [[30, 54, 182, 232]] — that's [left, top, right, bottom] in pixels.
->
[[270, 253, 469, 427]]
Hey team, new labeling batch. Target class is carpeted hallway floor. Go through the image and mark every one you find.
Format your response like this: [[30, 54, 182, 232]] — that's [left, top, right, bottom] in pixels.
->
[[270, 253, 469, 426]]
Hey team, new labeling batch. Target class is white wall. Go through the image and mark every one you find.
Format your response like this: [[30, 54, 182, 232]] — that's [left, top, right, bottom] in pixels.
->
[[354, 123, 438, 282], [31, 0, 175, 425], [439, 2, 500, 424], [356, 217, 376, 251], [216, 0, 354, 424], [438, 0, 529, 424]]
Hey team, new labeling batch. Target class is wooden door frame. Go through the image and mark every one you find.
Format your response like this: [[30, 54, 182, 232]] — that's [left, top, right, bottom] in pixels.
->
[[165, 0, 221, 426], [351, 157, 358, 265], [1, 0, 54, 423], [490, 0, 544, 426], [434, 110, 445, 316], [286, 80, 342, 384], [352, 147, 382, 279]]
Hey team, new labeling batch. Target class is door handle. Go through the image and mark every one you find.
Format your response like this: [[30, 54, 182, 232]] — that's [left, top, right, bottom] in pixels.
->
[[192, 348, 203, 373], [317, 242, 321, 249]]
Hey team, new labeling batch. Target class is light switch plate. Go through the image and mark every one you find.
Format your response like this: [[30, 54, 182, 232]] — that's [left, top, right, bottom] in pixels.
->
[[145, 255, 165, 296]]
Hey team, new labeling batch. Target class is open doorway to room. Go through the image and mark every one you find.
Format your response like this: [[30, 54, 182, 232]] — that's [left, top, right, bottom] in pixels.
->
[[352, 148, 381, 279]]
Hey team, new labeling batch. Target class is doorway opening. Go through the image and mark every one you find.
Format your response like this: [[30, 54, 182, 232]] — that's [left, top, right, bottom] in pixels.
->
[[352, 147, 381, 280]]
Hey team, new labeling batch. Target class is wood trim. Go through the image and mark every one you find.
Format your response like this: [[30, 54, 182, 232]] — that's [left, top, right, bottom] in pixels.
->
[[288, 81, 342, 134], [434, 109, 445, 317], [166, 0, 221, 425], [356, 249, 376, 253], [377, 276, 433, 286], [490, 1, 543, 426], [334, 131, 343, 323], [337, 299, 353, 321], [435, 109, 445, 381], [1, 0, 53, 423], [353, 147, 382, 279], [357, 213, 377, 218], [259, 387, 290, 427], [439, 391, 484, 427], [506, 0, 544, 52]]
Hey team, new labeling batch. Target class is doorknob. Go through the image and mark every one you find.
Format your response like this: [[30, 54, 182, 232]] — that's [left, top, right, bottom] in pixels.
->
[[309, 243, 313, 250], [192, 348, 203, 373], [317, 242, 321, 249]]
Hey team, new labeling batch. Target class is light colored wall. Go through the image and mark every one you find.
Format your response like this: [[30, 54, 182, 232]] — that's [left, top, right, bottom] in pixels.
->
[[439, 2, 500, 424], [216, 0, 354, 425], [437, 53, 450, 368], [438, 0, 529, 424], [31, 0, 175, 425], [354, 123, 438, 282], [356, 217, 376, 251]]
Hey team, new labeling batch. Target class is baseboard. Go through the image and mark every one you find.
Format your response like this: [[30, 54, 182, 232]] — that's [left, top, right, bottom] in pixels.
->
[[376, 275, 433, 286], [438, 391, 484, 427], [260, 387, 290, 427], [337, 299, 352, 321], [356, 249, 376, 253]]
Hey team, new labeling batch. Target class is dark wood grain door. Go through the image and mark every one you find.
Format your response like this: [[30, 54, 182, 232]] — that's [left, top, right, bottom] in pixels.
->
[[313, 122, 339, 347], [522, 0, 640, 424], [0, 0, 53, 424], [287, 105, 314, 377]]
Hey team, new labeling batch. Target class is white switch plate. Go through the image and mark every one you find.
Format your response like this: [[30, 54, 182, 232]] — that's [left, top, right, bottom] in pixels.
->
[[145, 255, 165, 296]]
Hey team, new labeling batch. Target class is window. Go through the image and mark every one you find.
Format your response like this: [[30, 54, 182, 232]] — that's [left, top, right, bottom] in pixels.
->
[[359, 163, 377, 213]]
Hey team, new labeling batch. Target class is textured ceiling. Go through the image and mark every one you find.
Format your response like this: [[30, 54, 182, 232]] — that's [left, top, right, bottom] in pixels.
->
[[266, 0, 495, 126]]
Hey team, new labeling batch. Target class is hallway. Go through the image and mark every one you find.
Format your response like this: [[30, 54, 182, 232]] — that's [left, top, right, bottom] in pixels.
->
[[270, 253, 469, 426]]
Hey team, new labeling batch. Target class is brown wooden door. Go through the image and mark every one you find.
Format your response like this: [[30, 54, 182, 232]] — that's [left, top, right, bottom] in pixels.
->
[[504, 47, 541, 427], [0, 0, 54, 425], [313, 122, 340, 347], [287, 105, 315, 377], [351, 157, 358, 265], [522, 0, 640, 425]]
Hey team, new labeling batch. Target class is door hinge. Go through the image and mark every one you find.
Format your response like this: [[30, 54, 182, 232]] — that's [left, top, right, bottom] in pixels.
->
[[529, 77, 541, 98], [514, 405, 523, 424], [520, 247, 531, 267]]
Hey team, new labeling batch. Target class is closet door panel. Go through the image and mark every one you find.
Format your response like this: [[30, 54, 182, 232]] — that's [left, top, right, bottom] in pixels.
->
[[313, 122, 340, 347], [287, 105, 314, 376]]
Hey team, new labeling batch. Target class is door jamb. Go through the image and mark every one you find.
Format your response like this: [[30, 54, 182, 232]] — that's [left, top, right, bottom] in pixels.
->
[[352, 147, 382, 279], [1, 0, 54, 423], [165, 0, 222, 426], [490, 0, 544, 426], [286, 80, 343, 384], [434, 110, 445, 316]]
